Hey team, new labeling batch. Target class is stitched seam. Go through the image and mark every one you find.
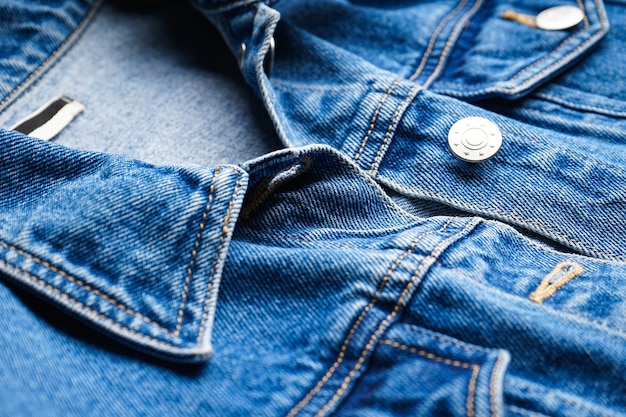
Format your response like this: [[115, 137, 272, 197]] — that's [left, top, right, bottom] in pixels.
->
[[353, 78, 402, 162], [315, 220, 476, 416], [174, 168, 220, 336], [0, 240, 172, 335], [408, 0, 469, 81], [489, 353, 506, 417], [468, 363, 480, 417], [380, 177, 626, 261], [505, 1, 592, 84], [353, 0, 469, 165], [400, 324, 489, 354], [368, 83, 422, 174], [423, 0, 484, 89], [444, 0, 606, 91], [196, 178, 245, 344], [379, 339, 480, 417], [285, 220, 453, 417], [509, 380, 611, 417], [0, 259, 179, 349], [578, 0, 591, 28], [438, 0, 605, 94], [0, 0, 103, 112]]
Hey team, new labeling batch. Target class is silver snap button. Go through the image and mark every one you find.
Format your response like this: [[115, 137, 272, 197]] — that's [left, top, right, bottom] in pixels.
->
[[535, 5, 584, 31], [448, 117, 502, 163]]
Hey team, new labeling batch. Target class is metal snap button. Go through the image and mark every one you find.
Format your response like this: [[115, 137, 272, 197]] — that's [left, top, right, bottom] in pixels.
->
[[535, 5, 584, 31], [448, 117, 502, 163]]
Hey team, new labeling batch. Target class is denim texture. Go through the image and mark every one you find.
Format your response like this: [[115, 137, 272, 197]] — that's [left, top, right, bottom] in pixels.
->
[[1, 0, 625, 416]]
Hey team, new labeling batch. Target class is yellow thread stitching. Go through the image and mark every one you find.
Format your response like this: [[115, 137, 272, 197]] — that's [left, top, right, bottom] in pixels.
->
[[315, 220, 476, 417], [423, 0, 484, 89], [380, 177, 626, 261], [196, 179, 245, 344], [506, 0, 600, 84], [0, 240, 172, 335], [408, 0, 470, 81], [353, 78, 402, 162], [368, 83, 422, 174], [379, 340, 481, 417], [174, 167, 220, 336], [285, 221, 452, 417], [468, 363, 480, 417], [529, 261, 584, 304], [0, 259, 178, 349], [438, 0, 603, 94], [0, 0, 103, 110]]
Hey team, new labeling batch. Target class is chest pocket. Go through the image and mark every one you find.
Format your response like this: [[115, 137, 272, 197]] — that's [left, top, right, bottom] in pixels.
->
[[334, 323, 510, 417], [426, 0, 609, 100]]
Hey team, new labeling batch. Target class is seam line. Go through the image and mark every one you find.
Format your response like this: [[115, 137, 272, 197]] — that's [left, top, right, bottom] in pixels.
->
[[368, 83, 422, 174], [353, 78, 402, 162], [422, 0, 484, 89], [314, 220, 476, 416], [408, 0, 469, 81], [0, 259, 178, 349], [196, 178, 245, 344], [379, 339, 480, 417], [380, 177, 626, 261], [174, 167, 220, 336], [285, 220, 452, 417], [0, 240, 172, 335]]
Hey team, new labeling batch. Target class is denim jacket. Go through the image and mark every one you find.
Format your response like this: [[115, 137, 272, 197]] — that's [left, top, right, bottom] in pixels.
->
[[0, 0, 624, 416]]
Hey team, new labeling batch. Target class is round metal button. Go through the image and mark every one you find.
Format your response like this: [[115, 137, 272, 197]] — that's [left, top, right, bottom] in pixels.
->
[[535, 5, 584, 31], [448, 117, 502, 163]]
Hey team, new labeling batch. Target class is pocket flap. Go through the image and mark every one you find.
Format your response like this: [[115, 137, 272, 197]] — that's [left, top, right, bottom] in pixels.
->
[[430, 0, 609, 100]]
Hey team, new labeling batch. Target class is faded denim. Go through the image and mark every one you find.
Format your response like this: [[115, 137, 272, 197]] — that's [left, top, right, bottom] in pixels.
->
[[0, 0, 625, 416]]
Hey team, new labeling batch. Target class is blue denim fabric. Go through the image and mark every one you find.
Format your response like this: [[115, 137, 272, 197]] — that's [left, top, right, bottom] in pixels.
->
[[1, 0, 625, 416]]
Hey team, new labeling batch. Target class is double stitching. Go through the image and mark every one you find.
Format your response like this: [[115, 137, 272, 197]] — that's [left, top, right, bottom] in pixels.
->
[[380, 176, 626, 261], [380, 339, 481, 417], [0, 259, 177, 350], [0, 239, 172, 335], [408, 0, 470, 81], [438, 0, 607, 96], [422, 0, 484, 89], [314, 220, 477, 416], [175, 167, 221, 336], [353, 78, 402, 162], [366, 0, 484, 174], [286, 220, 453, 417], [0, 167, 241, 342], [368, 83, 422, 174], [352, 0, 474, 166], [196, 178, 245, 344]]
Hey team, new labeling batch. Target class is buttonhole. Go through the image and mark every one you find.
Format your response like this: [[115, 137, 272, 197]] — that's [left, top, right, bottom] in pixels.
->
[[529, 261, 584, 304], [240, 156, 313, 219], [501, 10, 538, 28]]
